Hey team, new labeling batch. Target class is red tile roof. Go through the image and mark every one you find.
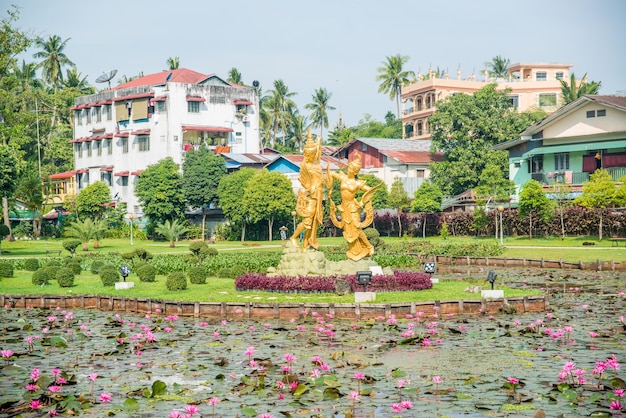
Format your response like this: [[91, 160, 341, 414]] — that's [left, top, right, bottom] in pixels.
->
[[48, 171, 77, 179], [380, 150, 444, 164], [113, 68, 209, 90]]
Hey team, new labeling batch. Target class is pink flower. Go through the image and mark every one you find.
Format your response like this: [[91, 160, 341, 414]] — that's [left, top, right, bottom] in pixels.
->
[[47, 408, 58, 416], [1, 349, 13, 359], [51, 368, 61, 376], [99, 392, 113, 403], [610, 400, 622, 410], [30, 368, 40, 381], [432, 376, 442, 384], [349, 390, 360, 401], [257, 414, 276, 418], [25, 383, 38, 391], [507, 377, 519, 385], [168, 411, 184, 418], [353, 372, 365, 381], [184, 404, 200, 415], [396, 378, 407, 388], [55, 376, 67, 385], [391, 403, 403, 412], [283, 353, 296, 364], [88, 373, 98, 381], [48, 385, 62, 393], [614, 389, 625, 397], [208, 397, 220, 405], [311, 368, 321, 378], [244, 346, 255, 357], [400, 399, 413, 409], [30, 400, 42, 409]]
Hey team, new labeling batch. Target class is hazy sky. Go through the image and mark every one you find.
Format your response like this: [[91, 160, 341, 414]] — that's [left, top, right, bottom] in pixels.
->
[[14, 0, 626, 131]]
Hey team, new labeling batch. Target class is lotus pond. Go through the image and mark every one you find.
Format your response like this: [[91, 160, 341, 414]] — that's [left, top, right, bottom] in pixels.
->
[[0, 284, 625, 418]]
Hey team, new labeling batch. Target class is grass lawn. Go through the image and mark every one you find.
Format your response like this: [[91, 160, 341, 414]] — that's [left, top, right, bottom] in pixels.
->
[[2, 270, 540, 304]]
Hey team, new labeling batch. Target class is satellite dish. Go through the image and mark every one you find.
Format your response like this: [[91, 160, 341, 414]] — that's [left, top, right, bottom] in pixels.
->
[[165, 72, 173, 82], [96, 69, 118, 89], [252, 80, 259, 88]]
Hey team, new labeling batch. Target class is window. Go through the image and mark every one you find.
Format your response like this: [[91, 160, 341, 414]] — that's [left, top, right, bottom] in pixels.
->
[[103, 105, 112, 121], [76, 111, 82, 126], [86, 108, 91, 123], [94, 107, 101, 123], [75, 143, 82, 158], [539, 93, 556, 108], [96, 140, 102, 156], [508, 95, 519, 108], [87, 141, 92, 157], [528, 155, 543, 173], [536, 71, 547, 81], [106, 138, 112, 155], [209, 96, 225, 104], [138, 135, 150, 151], [101, 173, 112, 187], [361, 143, 367, 151], [157, 101, 166, 112], [556, 72, 564, 79], [587, 110, 596, 118], [234, 132, 242, 145], [187, 101, 200, 113], [417, 121, 423, 136], [121, 176, 128, 186], [554, 153, 569, 171], [597, 109, 606, 117], [121, 137, 128, 153]]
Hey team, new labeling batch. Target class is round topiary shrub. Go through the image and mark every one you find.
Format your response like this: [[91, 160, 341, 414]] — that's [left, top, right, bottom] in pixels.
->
[[42, 266, 60, 280], [137, 264, 156, 282], [90, 260, 104, 274], [56, 268, 75, 288], [66, 261, 82, 275], [188, 266, 207, 284], [364, 228, 382, 250], [99, 266, 120, 287], [24, 258, 40, 271], [46, 260, 61, 268], [0, 262, 14, 278], [32, 268, 52, 286], [166, 271, 187, 291]]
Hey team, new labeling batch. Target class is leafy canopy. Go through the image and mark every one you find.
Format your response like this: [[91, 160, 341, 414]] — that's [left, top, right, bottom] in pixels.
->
[[411, 181, 442, 213], [134, 157, 185, 226], [76, 181, 111, 220], [182, 147, 227, 209]]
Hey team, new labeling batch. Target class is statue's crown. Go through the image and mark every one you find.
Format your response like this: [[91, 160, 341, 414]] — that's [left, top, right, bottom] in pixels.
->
[[304, 129, 318, 151]]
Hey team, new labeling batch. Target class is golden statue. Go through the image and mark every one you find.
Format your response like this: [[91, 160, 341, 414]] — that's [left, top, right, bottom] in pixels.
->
[[326, 154, 383, 261], [291, 130, 323, 250]]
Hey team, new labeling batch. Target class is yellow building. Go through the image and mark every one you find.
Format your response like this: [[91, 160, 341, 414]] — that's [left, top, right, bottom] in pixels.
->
[[401, 63, 573, 140]]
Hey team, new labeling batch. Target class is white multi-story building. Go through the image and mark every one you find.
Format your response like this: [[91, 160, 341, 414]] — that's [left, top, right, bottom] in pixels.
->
[[63, 68, 260, 214]]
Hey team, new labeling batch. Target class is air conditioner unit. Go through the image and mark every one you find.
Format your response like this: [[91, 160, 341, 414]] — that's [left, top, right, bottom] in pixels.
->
[[242, 115, 249, 122]]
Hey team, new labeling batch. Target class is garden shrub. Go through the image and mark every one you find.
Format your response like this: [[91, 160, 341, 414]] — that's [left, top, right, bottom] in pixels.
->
[[32, 268, 52, 286], [188, 266, 207, 284], [66, 261, 82, 275], [24, 258, 40, 271], [90, 260, 105, 274], [42, 266, 59, 280], [364, 228, 383, 250], [56, 268, 75, 288], [100, 266, 119, 287], [46, 260, 61, 267], [166, 271, 187, 291], [0, 262, 14, 278], [136, 264, 157, 283], [62, 239, 81, 255]]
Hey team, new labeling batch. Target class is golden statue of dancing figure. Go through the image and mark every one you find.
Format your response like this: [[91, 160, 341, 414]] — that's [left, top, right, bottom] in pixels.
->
[[326, 154, 383, 261], [291, 130, 323, 250]]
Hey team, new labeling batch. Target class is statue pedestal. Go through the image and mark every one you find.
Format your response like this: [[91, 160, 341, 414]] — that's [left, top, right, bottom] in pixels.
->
[[354, 292, 376, 303], [115, 282, 135, 290], [481, 289, 504, 299]]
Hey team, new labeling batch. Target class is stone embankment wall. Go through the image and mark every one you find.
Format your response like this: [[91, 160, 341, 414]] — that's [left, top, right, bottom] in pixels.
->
[[0, 294, 548, 320], [422, 255, 626, 272]]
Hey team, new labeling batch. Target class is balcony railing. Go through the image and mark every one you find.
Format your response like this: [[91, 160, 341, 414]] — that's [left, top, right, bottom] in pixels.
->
[[534, 167, 626, 185]]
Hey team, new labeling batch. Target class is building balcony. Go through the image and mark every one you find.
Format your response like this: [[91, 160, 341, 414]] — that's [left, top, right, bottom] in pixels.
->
[[532, 166, 626, 186]]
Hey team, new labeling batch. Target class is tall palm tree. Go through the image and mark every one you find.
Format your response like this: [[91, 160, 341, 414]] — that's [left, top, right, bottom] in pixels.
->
[[376, 54, 415, 119], [13, 60, 44, 93], [289, 113, 309, 152], [486, 55, 510, 78], [154, 219, 189, 247], [166, 56, 180, 70], [64, 67, 94, 94], [559, 73, 602, 104], [32, 35, 74, 91], [227, 67, 243, 85], [305, 87, 335, 140], [264, 79, 297, 147]]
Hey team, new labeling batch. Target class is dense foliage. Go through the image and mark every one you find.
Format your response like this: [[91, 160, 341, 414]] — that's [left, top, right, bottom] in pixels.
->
[[166, 271, 187, 291]]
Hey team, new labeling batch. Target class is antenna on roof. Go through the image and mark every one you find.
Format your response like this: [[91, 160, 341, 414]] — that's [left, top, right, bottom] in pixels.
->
[[166, 72, 173, 82], [96, 69, 118, 89]]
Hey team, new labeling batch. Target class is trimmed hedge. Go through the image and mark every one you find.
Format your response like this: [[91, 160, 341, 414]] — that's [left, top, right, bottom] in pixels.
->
[[90, 260, 105, 274], [24, 258, 40, 271], [166, 271, 187, 291], [137, 264, 156, 283], [100, 266, 119, 287], [32, 268, 52, 286], [235, 270, 433, 293], [0, 262, 14, 278], [188, 266, 207, 284], [56, 268, 75, 288]]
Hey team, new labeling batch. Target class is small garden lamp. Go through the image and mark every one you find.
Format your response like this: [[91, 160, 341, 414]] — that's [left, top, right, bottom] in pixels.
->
[[487, 270, 497, 290], [119, 265, 131, 282], [423, 261, 436, 277], [356, 271, 372, 292]]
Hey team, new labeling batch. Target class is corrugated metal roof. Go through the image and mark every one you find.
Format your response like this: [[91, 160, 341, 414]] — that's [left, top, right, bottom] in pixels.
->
[[380, 150, 444, 164], [221, 153, 277, 164]]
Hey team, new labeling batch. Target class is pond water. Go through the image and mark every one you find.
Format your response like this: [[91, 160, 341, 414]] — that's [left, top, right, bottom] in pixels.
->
[[0, 284, 624, 418]]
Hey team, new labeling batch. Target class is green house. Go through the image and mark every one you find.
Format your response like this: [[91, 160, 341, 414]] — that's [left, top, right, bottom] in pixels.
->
[[494, 95, 626, 200]]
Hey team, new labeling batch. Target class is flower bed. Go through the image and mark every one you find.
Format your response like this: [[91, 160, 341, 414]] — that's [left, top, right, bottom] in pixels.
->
[[235, 270, 433, 293]]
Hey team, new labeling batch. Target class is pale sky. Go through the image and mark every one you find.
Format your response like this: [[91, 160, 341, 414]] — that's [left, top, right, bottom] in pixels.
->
[[13, 0, 626, 131]]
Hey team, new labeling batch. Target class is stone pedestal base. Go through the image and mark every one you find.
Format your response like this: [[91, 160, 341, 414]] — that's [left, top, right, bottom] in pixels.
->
[[115, 282, 135, 290], [481, 289, 504, 299], [430, 278, 439, 284], [354, 292, 376, 303]]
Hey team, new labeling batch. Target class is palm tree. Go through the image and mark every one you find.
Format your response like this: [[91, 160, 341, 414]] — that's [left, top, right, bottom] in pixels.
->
[[264, 80, 297, 147], [32, 35, 74, 91], [154, 219, 189, 247], [166, 56, 180, 70], [227, 67, 243, 85], [64, 67, 94, 94], [64, 218, 97, 251], [91, 219, 109, 249], [290, 113, 309, 152], [559, 73, 602, 104], [305, 87, 335, 140], [376, 54, 416, 119], [486, 55, 510, 79], [13, 60, 44, 93]]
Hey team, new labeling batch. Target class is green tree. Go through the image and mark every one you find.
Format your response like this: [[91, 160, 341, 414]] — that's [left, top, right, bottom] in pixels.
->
[[327, 126, 354, 146], [376, 54, 416, 119], [387, 177, 410, 237], [551, 181, 574, 240], [76, 181, 111, 220], [411, 180, 442, 238], [0, 144, 19, 240], [351, 113, 401, 139], [358, 174, 388, 209], [0, 224, 9, 254], [485, 55, 510, 78], [134, 157, 185, 227], [217, 168, 256, 242], [166, 56, 179, 70], [154, 219, 189, 248], [63, 67, 94, 94], [242, 170, 296, 241], [0, 6, 30, 79], [182, 147, 227, 240], [32, 35, 74, 91], [305, 87, 335, 140], [518, 179, 553, 240], [14, 60, 44, 93], [227, 67, 243, 85], [559, 72, 602, 104], [64, 218, 99, 251], [15, 166, 43, 238], [264, 79, 297, 147], [574, 169, 617, 241], [429, 84, 545, 195]]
